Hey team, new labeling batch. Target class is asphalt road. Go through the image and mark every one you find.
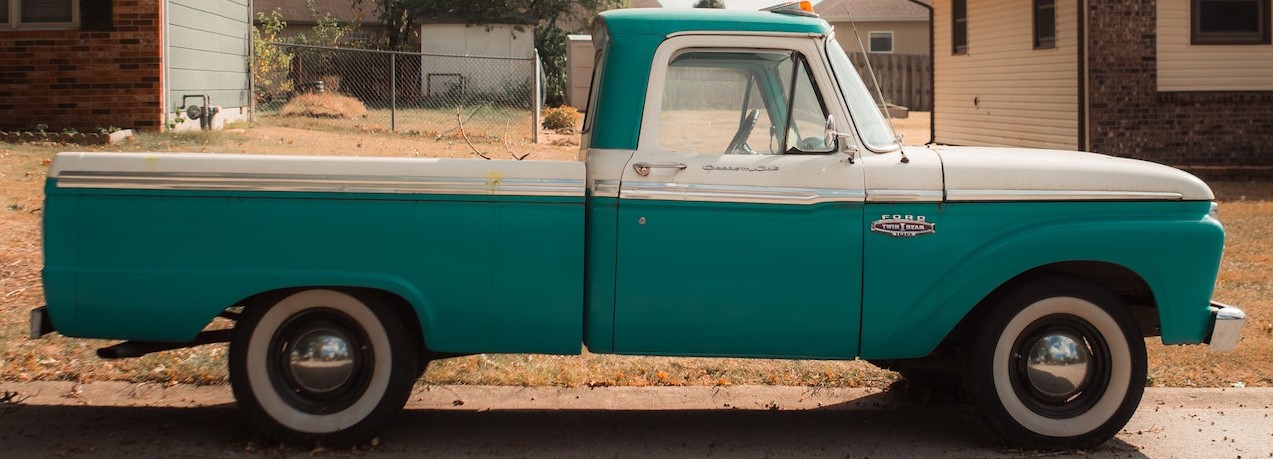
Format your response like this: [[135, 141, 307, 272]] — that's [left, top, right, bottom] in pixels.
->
[[0, 382, 1269, 458]]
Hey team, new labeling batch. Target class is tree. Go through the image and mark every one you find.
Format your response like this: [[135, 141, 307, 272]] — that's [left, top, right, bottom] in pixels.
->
[[368, 0, 623, 27], [354, 0, 627, 105], [351, 0, 418, 51], [252, 9, 293, 106], [693, 0, 725, 8]]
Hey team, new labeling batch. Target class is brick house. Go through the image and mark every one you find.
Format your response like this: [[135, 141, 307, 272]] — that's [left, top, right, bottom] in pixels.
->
[[929, 0, 1273, 172], [0, 1, 251, 133]]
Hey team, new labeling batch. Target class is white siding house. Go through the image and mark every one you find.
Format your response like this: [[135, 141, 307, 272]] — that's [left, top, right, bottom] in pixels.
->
[[932, 0, 1079, 150], [167, 0, 252, 130]]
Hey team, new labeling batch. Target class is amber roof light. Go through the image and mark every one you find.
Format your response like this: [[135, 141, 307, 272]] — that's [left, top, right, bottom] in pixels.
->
[[761, 1, 819, 18]]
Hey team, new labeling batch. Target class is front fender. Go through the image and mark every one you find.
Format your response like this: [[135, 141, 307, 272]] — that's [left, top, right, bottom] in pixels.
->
[[860, 201, 1223, 359]]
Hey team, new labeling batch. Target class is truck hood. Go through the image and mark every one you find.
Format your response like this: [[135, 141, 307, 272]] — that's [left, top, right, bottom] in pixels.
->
[[931, 146, 1214, 201]]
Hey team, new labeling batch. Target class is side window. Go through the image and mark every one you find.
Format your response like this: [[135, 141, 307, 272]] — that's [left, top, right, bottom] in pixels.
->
[[869, 31, 894, 53], [2, 0, 83, 30], [1191, 0, 1271, 44], [783, 56, 834, 153], [953, 0, 968, 55], [657, 50, 832, 155], [1034, 0, 1056, 49], [581, 23, 609, 134]]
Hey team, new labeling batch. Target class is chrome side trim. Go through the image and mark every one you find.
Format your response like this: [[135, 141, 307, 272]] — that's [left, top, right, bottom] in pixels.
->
[[591, 179, 621, 198], [946, 189, 1184, 202], [1207, 302, 1246, 353], [55, 171, 586, 197], [866, 189, 944, 202], [620, 182, 864, 205]]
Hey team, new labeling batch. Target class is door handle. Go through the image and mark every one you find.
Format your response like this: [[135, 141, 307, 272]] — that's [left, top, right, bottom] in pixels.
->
[[633, 162, 687, 177]]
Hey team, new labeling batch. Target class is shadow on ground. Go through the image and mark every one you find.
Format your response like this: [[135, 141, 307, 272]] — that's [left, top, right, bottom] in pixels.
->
[[0, 394, 1149, 458]]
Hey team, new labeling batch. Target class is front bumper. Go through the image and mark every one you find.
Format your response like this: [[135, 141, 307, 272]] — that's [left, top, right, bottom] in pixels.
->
[[1205, 302, 1246, 353]]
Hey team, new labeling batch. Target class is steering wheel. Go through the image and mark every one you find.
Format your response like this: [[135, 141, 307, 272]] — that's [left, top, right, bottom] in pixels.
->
[[724, 109, 760, 155]]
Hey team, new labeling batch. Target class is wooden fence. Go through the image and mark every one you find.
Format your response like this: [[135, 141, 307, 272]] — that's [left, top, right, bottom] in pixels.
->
[[848, 52, 932, 112]]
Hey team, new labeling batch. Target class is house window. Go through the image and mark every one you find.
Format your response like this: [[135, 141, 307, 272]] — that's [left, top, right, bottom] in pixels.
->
[[952, 0, 968, 55], [1192, 0, 1272, 44], [1034, 0, 1056, 49], [2, 0, 80, 30], [869, 31, 894, 53]]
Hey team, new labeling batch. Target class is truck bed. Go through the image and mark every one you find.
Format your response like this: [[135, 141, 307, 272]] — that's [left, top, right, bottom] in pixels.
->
[[42, 152, 587, 355]]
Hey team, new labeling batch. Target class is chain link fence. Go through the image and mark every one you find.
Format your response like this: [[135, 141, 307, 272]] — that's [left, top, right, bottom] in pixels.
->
[[255, 42, 542, 143]]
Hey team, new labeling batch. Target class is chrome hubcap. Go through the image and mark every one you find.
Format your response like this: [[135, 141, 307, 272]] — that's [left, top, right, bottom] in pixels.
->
[[1024, 332, 1091, 399], [287, 328, 357, 395]]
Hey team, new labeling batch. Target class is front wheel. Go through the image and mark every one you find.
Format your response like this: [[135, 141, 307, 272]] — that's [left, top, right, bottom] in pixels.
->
[[229, 289, 418, 446], [965, 278, 1146, 449]]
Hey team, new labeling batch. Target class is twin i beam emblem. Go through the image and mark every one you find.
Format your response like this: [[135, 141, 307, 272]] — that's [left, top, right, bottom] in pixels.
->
[[871, 215, 936, 237]]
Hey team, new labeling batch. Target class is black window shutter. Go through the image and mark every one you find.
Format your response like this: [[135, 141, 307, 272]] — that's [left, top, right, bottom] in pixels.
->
[[81, 0, 114, 31]]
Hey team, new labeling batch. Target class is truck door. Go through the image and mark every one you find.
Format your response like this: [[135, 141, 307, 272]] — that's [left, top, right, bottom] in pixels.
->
[[612, 36, 866, 358]]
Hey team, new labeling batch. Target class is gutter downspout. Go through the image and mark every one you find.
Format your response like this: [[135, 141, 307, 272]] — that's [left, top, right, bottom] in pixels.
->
[[906, 0, 935, 145], [162, 0, 172, 131], [1077, 0, 1088, 151], [248, 0, 255, 122]]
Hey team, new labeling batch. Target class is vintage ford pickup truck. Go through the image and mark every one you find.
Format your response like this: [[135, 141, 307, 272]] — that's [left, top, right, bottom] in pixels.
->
[[32, 4, 1245, 449]]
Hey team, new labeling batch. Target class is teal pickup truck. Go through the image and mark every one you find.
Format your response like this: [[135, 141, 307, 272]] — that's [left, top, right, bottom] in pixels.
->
[[33, 5, 1245, 449]]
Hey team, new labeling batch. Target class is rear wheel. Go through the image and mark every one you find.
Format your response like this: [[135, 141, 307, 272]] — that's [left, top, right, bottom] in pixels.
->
[[229, 289, 418, 446], [965, 278, 1146, 449]]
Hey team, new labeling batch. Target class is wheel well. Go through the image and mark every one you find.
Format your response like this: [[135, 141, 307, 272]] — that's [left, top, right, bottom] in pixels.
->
[[936, 261, 1160, 360], [229, 286, 429, 357], [971, 262, 1160, 339]]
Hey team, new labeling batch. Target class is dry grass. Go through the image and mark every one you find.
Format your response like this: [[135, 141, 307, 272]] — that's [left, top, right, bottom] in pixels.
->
[[1143, 182, 1273, 388], [279, 93, 369, 119], [266, 105, 536, 144], [889, 111, 932, 145], [423, 353, 893, 388], [0, 120, 1268, 389]]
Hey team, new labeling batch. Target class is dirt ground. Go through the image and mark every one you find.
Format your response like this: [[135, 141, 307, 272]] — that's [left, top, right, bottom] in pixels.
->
[[0, 381, 1269, 458]]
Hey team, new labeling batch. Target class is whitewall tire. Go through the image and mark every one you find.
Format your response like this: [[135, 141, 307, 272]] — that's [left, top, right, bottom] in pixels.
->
[[230, 289, 418, 446], [966, 278, 1146, 449]]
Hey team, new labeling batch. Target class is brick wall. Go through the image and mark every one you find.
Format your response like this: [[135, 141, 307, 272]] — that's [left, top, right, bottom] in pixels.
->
[[1086, 0, 1273, 166], [0, 1, 164, 132]]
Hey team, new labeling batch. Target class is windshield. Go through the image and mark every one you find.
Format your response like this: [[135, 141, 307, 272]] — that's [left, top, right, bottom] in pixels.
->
[[825, 39, 899, 151]]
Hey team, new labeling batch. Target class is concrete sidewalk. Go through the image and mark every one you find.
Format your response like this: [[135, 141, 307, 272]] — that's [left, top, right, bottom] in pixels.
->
[[1, 381, 1270, 457]]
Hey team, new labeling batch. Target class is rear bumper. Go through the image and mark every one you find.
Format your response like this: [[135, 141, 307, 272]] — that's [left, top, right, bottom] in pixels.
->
[[1205, 302, 1246, 353], [29, 306, 55, 339]]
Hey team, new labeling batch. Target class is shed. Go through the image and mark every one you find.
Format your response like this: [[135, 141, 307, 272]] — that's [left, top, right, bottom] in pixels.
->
[[419, 23, 535, 97], [566, 34, 594, 110]]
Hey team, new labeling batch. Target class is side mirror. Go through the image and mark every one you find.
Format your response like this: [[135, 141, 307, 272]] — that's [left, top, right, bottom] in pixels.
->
[[824, 115, 858, 158], [823, 115, 836, 149]]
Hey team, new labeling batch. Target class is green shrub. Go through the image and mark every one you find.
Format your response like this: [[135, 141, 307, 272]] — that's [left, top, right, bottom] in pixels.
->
[[542, 106, 580, 130]]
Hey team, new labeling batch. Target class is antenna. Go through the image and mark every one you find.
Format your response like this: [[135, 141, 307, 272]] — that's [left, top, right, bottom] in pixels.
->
[[841, 5, 908, 162]]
